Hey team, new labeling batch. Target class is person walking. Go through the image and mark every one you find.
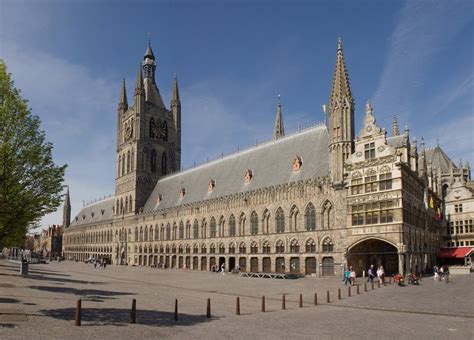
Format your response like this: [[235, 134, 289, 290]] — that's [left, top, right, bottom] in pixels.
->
[[344, 267, 351, 285], [221, 263, 225, 275], [367, 264, 374, 283], [349, 269, 356, 286]]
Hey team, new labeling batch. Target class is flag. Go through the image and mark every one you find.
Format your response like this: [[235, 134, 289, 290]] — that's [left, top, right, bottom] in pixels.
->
[[423, 189, 428, 210], [429, 196, 434, 209]]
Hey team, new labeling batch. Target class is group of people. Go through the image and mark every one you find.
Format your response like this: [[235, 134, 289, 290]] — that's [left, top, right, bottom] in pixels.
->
[[433, 265, 449, 281], [367, 264, 385, 283], [92, 260, 107, 269], [210, 263, 226, 274], [343, 267, 357, 285]]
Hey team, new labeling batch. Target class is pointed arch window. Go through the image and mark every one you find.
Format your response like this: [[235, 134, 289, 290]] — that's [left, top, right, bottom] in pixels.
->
[[262, 241, 271, 254], [210, 243, 216, 254], [127, 150, 131, 173], [322, 201, 333, 230], [306, 239, 316, 253], [139, 227, 143, 241], [149, 117, 155, 138], [201, 244, 207, 254], [305, 203, 316, 231], [218, 243, 225, 254], [121, 153, 125, 176], [166, 224, 171, 240], [144, 226, 148, 241], [250, 211, 258, 235], [229, 242, 235, 254], [179, 221, 184, 239], [151, 149, 157, 173], [129, 195, 133, 212], [131, 149, 135, 171], [118, 155, 122, 177], [210, 217, 217, 238], [193, 244, 199, 254], [154, 225, 159, 241], [322, 238, 334, 252], [276, 240, 285, 253], [275, 208, 285, 233], [290, 239, 300, 253], [262, 209, 270, 234], [250, 241, 258, 254], [186, 221, 191, 239], [239, 242, 246, 254], [193, 220, 199, 239], [125, 196, 129, 213], [229, 214, 236, 236], [162, 152, 167, 175]]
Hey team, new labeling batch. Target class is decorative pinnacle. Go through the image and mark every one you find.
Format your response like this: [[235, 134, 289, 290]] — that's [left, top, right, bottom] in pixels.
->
[[337, 37, 343, 51], [365, 99, 373, 115]]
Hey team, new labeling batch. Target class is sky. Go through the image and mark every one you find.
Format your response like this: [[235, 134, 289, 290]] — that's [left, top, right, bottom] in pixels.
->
[[1, 0, 473, 231]]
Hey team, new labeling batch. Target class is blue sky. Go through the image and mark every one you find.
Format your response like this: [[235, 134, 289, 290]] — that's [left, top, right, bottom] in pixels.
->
[[1, 0, 473, 230]]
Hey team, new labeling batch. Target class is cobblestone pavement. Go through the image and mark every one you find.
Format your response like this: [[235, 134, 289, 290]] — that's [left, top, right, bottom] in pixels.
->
[[0, 260, 472, 339]]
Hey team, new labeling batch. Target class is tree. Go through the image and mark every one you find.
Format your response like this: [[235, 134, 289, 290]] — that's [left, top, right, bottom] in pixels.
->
[[0, 61, 66, 247]]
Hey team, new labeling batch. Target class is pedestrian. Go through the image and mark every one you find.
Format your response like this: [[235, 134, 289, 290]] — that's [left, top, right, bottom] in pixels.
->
[[221, 263, 225, 275], [344, 267, 351, 285], [376, 266, 384, 284], [94, 261, 97, 269], [103, 262, 107, 269], [433, 265, 439, 280], [367, 264, 374, 283], [350, 269, 356, 286]]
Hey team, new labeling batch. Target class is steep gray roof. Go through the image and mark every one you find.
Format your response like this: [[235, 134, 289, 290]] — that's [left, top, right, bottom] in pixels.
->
[[144, 78, 165, 108], [69, 197, 114, 228], [144, 125, 329, 212], [386, 135, 405, 148], [424, 145, 457, 173]]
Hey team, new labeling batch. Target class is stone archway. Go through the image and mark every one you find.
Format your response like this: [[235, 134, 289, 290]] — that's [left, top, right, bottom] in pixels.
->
[[347, 238, 399, 276]]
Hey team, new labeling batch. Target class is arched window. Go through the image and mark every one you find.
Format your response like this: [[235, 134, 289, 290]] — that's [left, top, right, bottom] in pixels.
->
[[290, 205, 299, 231], [131, 149, 135, 171], [186, 221, 191, 239], [139, 227, 143, 241], [305, 203, 316, 230], [201, 218, 207, 239], [239, 212, 246, 236], [125, 196, 129, 213], [262, 241, 271, 254], [322, 201, 333, 229], [172, 222, 177, 240], [127, 150, 131, 173], [116, 200, 119, 215], [322, 238, 334, 252], [144, 226, 148, 241], [229, 214, 236, 236], [121, 153, 125, 175], [239, 242, 246, 254], [166, 224, 171, 240], [276, 207, 285, 233], [250, 211, 258, 235], [193, 244, 199, 254], [276, 240, 285, 253], [218, 243, 225, 254], [305, 239, 316, 253], [178, 245, 183, 254], [210, 243, 216, 254], [262, 209, 270, 234], [210, 217, 217, 238], [150, 149, 157, 173], [120, 198, 123, 214], [162, 152, 167, 175], [149, 117, 155, 138], [179, 221, 184, 239], [162, 121, 168, 141], [290, 239, 300, 253], [129, 195, 133, 212], [201, 244, 207, 254], [193, 220, 199, 239], [250, 241, 258, 254], [154, 226, 159, 240], [229, 243, 235, 254]]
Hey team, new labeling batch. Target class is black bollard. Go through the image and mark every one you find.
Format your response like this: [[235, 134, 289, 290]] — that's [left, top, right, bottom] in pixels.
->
[[364, 282, 367, 292], [299, 294, 303, 308], [326, 290, 330, 303], [130, 299, 136, 324], [371, 281, 374, 290], [338, 288, 341, 300], [378, 280, 381, 288], [206, 298, 211, 318], [357, 284, 360, 295], [314, 293, 318, 306], [348, 286, 351, 297], [282, 294, 286, 310], [236, 297, 240, 315], [174, 299, 178, 321], [261, 296, 266, 312], [75, 299, 81, 326]]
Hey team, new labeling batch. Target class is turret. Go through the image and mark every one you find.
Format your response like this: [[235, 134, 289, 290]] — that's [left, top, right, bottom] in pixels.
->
[[328, 37, 354, 185], [117, 78, 128, 150], [273, 95, 285, 140], [63, 186, 71, 228], [410, 137, 418, 173], [392, 114, 399, 136], [171, 74, 181, 171]]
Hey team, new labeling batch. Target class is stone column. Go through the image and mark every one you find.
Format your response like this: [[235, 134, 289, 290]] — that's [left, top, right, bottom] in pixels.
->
[[398, 252, 404, 274]]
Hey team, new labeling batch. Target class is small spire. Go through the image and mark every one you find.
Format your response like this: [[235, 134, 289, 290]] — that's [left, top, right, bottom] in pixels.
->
[[392, 114, 399, 136], [118, 78, 128, 110], [171, 73, 180, 105], [63, 186, 71, 228], [330, 37, 353, 109], [337, 36, 343, 51], [273, 95, 285, 140], [134, 63, 144, 96], [365, 99, 373, 115], [144, 36, 155, 60]]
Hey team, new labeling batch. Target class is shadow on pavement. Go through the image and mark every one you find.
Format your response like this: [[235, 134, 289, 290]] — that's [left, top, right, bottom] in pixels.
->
[[40, 307, 218, 327], [0, 272, 105, 285], [29, 285, 136, 299], [0, 298, 21, 303]]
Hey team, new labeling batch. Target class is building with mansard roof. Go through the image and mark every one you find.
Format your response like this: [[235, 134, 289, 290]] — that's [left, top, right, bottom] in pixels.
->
[[63, 39, 451, 276]]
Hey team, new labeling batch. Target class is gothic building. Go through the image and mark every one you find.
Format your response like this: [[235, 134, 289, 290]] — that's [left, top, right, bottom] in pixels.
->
[[62, 39, 445, 276]]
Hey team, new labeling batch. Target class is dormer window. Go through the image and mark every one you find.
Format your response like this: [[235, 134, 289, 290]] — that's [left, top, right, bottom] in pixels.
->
[[179, 188, 185, 199], [82, 215, 86, 220], [101, 209, 105, 216], [91, 212, 95, 218], [157, 194, 162, 205], [292, 155, 303, 172], [244, 169, 253, 183], [208, 180, 215, 192]]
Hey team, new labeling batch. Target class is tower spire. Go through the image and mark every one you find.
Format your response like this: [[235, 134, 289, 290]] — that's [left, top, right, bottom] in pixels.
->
[[330, 37, 353, 108], [63, 186, 71, 228], [392, 114, 399, 136], [171, 73, 180, 105], [118, 78, 128, 110], [273, 95, 285, 140]]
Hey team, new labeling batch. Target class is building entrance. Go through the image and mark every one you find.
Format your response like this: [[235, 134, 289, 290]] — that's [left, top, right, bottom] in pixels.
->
[[347, 238, 398, 275]]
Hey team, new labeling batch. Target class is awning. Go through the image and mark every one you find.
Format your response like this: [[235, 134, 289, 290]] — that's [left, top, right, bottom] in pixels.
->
[[437, 247, 474, 259]]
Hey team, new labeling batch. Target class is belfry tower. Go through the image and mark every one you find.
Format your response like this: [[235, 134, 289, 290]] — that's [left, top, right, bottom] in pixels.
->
[[328, 38, 355, 185], [114, 42, 181, 216]]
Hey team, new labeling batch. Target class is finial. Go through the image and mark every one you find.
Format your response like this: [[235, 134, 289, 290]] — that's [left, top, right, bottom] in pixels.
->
[[436, 137, 439, 147], [147, 32, 151, 45], [174, 72, 177, 80], [365, 99, 373, 115], [277, 94, 281, 106]]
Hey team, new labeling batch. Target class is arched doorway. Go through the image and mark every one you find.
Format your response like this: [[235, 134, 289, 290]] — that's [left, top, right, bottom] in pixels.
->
[[305, 257, 316, 275], [290, 257, 300, 274], [250, 257, 258, 272], [347, 238, 398, 275], [276, 257, 285, 273], [262, 257, 271, 272], [239, 257, 247, 272]]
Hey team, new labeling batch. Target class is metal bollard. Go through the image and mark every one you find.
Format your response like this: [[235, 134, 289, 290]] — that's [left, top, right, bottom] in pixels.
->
[[282, 294, 286, 310], [364, 282, 367, 292], [338, 288, 341, 300], [378, 280, 381, 288], [75, 299, 81, 326], [206, 298, 211, 318], [174, 299, 178, 321], [327, 290, 330, 303], [389, 277, 392, 285], [314, 293, 318, 306], [261, 296, 266, 312], [130, 299, 136, 324], [348, 286, 351, 297], [236, 297, 240, 315], [299, 294, 303, 308], [371, 281, 374, 290], [357, 284, 360, 295]]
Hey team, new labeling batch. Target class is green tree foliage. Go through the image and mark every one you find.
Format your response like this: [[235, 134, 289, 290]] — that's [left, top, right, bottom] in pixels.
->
[[0, 61, 66, 247]]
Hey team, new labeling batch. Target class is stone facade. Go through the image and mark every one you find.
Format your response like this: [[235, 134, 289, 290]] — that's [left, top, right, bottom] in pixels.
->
[[63, 39, 450, 276]]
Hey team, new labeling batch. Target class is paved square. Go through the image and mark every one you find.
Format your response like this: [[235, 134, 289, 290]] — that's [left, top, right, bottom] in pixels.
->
[[0, 260, 472, 339]]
